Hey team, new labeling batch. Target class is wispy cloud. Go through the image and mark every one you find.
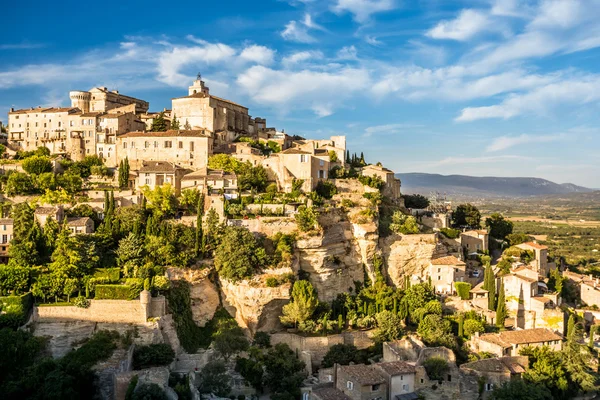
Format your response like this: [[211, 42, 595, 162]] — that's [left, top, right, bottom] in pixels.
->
[[331, 0, 395, 24], [426, 9, 493, 41], [363, 123, 424, 137], [281, 13, 324, 43], [0, 42, 45, 50], [485, 133, 567, 152]]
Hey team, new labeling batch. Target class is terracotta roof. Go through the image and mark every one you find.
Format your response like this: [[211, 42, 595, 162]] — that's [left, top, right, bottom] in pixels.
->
[[312, 387, 351, 400], [182, 168, 236, 180], [375, 361, 416, 376], [531, 296, 553, 304], [9, 107, 78, 114], [118, 129, 210, 138], [463, 230, 488, 236], [339, 364, 386, 385], [507, 272, 538, 284], [35, 207, 60, 215], [431, 255, 465, 266], [461, 356, 528, 375], [139, 161, 179, 173], [80, 112, 104, 117], [67, 217, 92, 227], [519, 242, 548, 250], [0, 218, 14, 225], [280, 148, 312, 155], [479, 328, 562, 348]]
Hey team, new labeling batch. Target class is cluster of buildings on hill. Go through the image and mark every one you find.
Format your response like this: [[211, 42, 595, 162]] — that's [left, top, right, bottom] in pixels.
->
[[5, 74, 400, 199]]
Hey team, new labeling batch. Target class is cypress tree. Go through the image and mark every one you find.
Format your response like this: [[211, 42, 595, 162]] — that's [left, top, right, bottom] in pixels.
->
[[458, 313, 464, 337], [170, 114, 180, 130], [496, 279, 507, 328], [589, 326, 596, 348], [567, 314, 576, 341], [488, 273, 496, 311], [346, 150, 350, 163], [104, 190, 110, 214], [359, 152, 365, 165]]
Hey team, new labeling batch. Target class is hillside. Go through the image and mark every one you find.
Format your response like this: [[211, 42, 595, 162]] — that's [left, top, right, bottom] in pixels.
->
[[398, 173, 594, 198]]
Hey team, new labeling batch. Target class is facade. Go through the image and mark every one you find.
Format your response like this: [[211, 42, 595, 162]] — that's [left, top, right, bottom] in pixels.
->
[[116, 130, 213, 170], [361, 164, 401, 200], [429, 255, 467, 295], [34, 206, 64, 227], [171, 76, 250, 137], [69, 87, 148, 114], [66, 217, 95, 234], [459, 356, 528, 399], [0, 218, 14, 262], [264, 147, 330, 192], [134, 161, 188, 195], [181, 168, 238, 197], [336, 364, 388, 400], [516, 242, 549, 277], [473, 328, 562, 357], [461, 230, 489, 253], [502, 267, 539, 311], [373, 362, 416, 400]]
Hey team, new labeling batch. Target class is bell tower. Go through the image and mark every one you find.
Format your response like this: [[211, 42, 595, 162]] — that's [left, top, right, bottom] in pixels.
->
[[188, 73, 210, 96]]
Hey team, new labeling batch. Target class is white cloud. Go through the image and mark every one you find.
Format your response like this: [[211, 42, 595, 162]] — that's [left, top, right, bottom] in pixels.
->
[[237, 65, 370, 116], [491, 0, 534, 18], [485, 133, 567, 152], [282, 51, 323, 67], [239, 45, 275, 65], [303, 13, 325, 31], [332, 0, 395, 23], [281, 20, 316, 43], [426, 9, 491, 41], [529, 0, 586, 29], [337, 45, 358, 60], [363, 123, 424, 137], [456, 75, 600, 121], [365, 35, 382, 46]]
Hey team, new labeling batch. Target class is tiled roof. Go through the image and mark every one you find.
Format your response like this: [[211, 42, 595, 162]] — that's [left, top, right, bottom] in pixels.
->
[[35, 207, 59, 215], [363, 164, 394, 173], [507, 272, 538, 284], [470, 281, 488, 293], [182, 168, 236, 180], [519, 241, 548, 250], [80, 112, 104, 117], [10, 107, 78, 114], [479, 328, 562, 348], [67, 217, 92, 227], [531, 296, 553, 304], [280, 148, 312, 155], [139, 161, 179, 173], [118, 129, 210, 138], [339, 364, 386, 385], [312, 387, 351, 400], [431, 255, 465, 266], [460, 356, 528, 375], [375, 361, 416, 376]]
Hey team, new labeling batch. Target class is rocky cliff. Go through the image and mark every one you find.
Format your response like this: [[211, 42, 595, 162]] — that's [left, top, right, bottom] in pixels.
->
[[166, 267, 220, 327]]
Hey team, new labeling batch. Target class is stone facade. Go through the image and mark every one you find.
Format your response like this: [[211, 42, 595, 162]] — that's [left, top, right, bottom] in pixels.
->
[[429, 255, 467, 295], [516, 242, 549, 277], [472, 328, 562, 357], [0, 218, 14, 262], [461, 230, 489, 253], [361, 164, 401, 200]]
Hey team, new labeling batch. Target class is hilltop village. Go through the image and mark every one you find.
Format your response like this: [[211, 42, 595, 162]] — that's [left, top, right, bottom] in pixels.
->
[[0, 76, 599, 400]]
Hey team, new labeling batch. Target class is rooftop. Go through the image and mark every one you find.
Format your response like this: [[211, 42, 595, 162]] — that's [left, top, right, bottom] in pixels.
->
[[10, 106, 78, 114], [280, 148, 312, 155], [118, 129, 210, 138], [182, 168, 237, 180], [172, 92, 248, 109], [375, 361, 416, 376], [460, 356, 528, 375], [139, 161, 180, 173], [67, 217, 92, 227], [35, 207, 61, 215], [338, 364, 386, 385], [479, 328, 562, 348], [312, 387, 351, 400], [0, 218, 14, 225], [518, 241, 548, 250], [431, 255, 465, 266]]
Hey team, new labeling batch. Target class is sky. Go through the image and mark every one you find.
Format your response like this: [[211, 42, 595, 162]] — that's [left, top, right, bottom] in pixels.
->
[[1, 0, 600, 187]]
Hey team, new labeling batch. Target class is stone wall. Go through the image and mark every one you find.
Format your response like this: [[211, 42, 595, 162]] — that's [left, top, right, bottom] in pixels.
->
[[271, 331, 375, 369], [227, 217, 298, 236], [34, 296, 166, 324]]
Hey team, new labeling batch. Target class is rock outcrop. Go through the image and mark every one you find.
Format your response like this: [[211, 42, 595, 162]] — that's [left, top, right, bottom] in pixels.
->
[[167, 267, 220, 327]]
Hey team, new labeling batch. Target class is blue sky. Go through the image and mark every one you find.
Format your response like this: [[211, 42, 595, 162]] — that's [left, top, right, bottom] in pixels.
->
[[2, 0, 600, 187]]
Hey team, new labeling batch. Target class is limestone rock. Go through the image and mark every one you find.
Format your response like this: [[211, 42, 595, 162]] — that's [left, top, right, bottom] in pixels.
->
[[167, 267, 220, 327]]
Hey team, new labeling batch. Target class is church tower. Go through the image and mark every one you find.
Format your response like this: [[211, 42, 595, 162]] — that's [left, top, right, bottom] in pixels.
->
[[188, 73, 210, 96]]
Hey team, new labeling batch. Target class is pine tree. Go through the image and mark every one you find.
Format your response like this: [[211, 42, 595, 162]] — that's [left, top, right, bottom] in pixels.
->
[[170, 114, 180, 130], [567, 314, 576, 341], [150, 111, 168, 132], [496, 279, 507, 328], [346, 150, 350, 163]]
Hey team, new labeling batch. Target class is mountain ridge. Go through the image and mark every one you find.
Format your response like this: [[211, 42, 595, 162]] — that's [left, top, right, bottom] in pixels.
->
[[397, 173, 595, 198]]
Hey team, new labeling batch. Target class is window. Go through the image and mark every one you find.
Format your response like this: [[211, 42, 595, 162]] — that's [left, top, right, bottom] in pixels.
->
[[346, 381, 354, 390], [2, 225, 5, 231], [300, 154, 307, 163], [320, 159, 324, 167], [131, 141, 135, 148], [178, 141, 183, 149], [154, 141, 158, 148], [372, 384, 380, 391], [485, 383, 494, 391], [190, 141, 194, 151], [302, 394, 309, 400], [123, 142, 128, 149], [326, 375, 333, 382], [400, 375, 403, 381], [145, 141, 150, 148], [165, 141, 172, 148], [402, 384, 409, 391], [447, 374, 452, 382], [145, 178, 151, 185]]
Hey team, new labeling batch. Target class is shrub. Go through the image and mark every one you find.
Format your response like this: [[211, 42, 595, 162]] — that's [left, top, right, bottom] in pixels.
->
[[463, 319, 485, 338], [95, 284, 140, 300], [0, 292, 33, 329], [454, 282, 471, 300], [295, 205, 319, 232], [440, 228, 460, 239], [403, 194, 430, 209], [265, 277, 279, 287], [315, 181, 337, 199], [94, 268, 121, 283], [322, 344, 363, 367], [358, 174, 385, 190], [74, 296, 91, 308], [253, 331, 271, 348], [22, 155, 53, 175], [133, 343, 176, 370], [423, 357, 449, 381], [390, 212, 419, 234], [341, 198, 355, 208]]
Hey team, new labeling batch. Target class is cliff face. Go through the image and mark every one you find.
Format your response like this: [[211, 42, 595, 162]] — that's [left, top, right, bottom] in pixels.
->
[[220, 271, 291, 335], [166, 268, 220, 327]]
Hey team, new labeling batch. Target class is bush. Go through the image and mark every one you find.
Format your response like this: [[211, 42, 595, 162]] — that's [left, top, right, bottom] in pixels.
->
[[133, 344, 175, 370], [423, 357, 449, 381], [94, 268, 121, 283], [322, 344, 363, 367], [22, 155, 53, 175], [440, 228, 460, 239], [463, 319, 485, 338], [454, 282, 471, 300], [265, 277, 279, 287], [315, 181, 337, 199], [0, 292, 33, 329], [295, 205, 319, 232], [95, 284, 140, 300], [358, 174, 385, 190], [74, 296, 90, 308]]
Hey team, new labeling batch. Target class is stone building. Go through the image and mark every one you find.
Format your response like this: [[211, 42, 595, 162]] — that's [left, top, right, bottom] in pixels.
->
[[34, 206, 64, 227], [0, 218, 14, 263], [66, 217, 95, 234], [336, 364, 387, 400], [472, 328, 562, 357], [133, 161, 189, 195], [373, 362, 416, 400], [516, 241, 549, 277], [116, 130, 213, 170], [69, 87, 148, 114], [262, 147, 331, 192], [171, 75, 251, 138], [361, 164, 401, 200], [459, 356, 529, 398], [181, 168, 238, 197], [461, 230, 489, 253], [429, 255, 467, 295], [502, 267, 539, 312]]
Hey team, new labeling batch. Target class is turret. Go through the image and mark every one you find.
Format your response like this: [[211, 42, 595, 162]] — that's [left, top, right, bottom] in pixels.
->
[[69, 91, 91, 113]]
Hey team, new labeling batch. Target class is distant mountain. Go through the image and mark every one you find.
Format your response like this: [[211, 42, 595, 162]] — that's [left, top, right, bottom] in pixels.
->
[[397, 173, 594, 198]]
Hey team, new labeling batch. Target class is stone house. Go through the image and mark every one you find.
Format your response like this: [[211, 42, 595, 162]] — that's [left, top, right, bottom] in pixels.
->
[[580, 277, 600, 307], [472, 328, 562, 357], [374, 361, 417, 400], [66, 217, 94, 234], [502, 267, 539, 311], [291, 135, 346, 164], [232, 141, 264, 166], [181, 168, 238, 197], [336, 364, 387, 400], [263, 147, 331, 192], [34, 206, 65, 227], [257, 129, 293, 151], [459, 356, 529, 398], [134, 161, 188, 195], [116, 130, 213, 170], [516, 242, 549, 277], [429, 255, 467, 295], [0, 218, 14, 263], [311, 386, 352, 400], [461, 230, 489, 253], [361, 164, 401, 200]]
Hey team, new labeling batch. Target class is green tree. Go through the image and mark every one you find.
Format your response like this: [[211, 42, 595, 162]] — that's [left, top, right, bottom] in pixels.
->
[[280, 280, 319, 328], [374, 311, 403, 343], [118, 157, 130, 189], [463, 319, 485, 337], [483, 263, 496, 310], [5, 172, 34, 196], [150, 112, 168, 132], [417, 314, 456, 348], [116, 233, 145, 277], [56, 172, 83, 194], [198, 360, 231, 397], [183, 119, 191, 130], [490, 379, 552, 400], [567, 314, 576, 341], [22, 155, 53, 175], [453, 203, 481, 228], [422, 357, 449, 381], [170, 114, 180, 130], [403, 194, 430, 209], [214, 226, 267, 282], [213, 316, 249, 361], [295, 205, 319, 232], [389, 212, 420, 234], [142, 184, 177, 218], [132, 384, 168, 400], [322, 344, 362, 367], [485, 213, 514, 240], [263, 343, 306, 399], [0, 263, 30, 295], [496, 279, 507, 328]]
